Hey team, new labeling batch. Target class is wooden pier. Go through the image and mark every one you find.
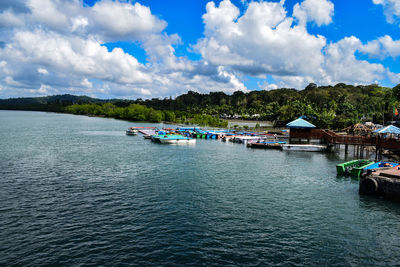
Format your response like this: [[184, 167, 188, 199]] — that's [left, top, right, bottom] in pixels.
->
[[289, 128, 400, 158]]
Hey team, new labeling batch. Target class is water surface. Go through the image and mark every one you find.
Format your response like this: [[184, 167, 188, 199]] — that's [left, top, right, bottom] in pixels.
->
[[1, 111, 400, 266]]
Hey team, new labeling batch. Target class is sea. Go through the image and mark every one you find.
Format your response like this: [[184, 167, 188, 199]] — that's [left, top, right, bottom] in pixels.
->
[[1, 110, 400, 266]]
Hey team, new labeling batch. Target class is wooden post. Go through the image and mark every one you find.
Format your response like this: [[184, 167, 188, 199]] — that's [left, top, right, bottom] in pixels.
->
[[345, 144, 348, 154]]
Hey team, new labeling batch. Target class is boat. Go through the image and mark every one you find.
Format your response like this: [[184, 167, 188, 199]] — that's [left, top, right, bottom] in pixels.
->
[[158, 135, 196, 144], [126, 127, 138, 135], [247, 141, 285, 150], [281, 144, 327, 152], [336, 159, 374, 177], [364, 162, 399, 171]]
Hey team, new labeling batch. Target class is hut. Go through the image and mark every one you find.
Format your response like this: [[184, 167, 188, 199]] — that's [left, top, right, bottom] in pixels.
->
[[344, 123, 372, 136], [286, 118, 322, 144], [373, 125, 400, 160], [374, 125, 400, 136]]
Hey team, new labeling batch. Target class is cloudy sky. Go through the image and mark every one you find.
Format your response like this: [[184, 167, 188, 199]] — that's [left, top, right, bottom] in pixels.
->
[[0, 0, 399, 99]]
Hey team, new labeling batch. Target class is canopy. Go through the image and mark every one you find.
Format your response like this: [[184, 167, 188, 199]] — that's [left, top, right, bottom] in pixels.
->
[[374, 125, 400, 134], [286, 118, 316, 128]]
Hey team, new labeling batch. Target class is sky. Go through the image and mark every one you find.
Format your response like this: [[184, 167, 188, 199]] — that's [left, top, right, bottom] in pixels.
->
[[0, 0, 400, 99]]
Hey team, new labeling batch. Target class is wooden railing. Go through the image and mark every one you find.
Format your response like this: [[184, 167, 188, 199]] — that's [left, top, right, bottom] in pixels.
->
[[290, 129, 400, 149]]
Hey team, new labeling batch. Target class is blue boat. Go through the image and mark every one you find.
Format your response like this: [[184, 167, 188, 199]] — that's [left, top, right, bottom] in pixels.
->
[[364, 162, 398, 171]]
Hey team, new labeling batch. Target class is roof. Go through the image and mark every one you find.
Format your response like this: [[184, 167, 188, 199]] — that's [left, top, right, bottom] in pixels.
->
[[286, 118, 316, 128], [374, 125, 400, 134]]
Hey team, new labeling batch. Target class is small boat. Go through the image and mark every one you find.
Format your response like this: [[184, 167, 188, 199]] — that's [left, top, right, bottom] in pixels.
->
[[126, 127, 138, 135], [247, 142, 284, 150], [336, 159, 374, 177], [158, 135, 196, 144], [364, 162, 399, 171], [281, 144, 327, 152]]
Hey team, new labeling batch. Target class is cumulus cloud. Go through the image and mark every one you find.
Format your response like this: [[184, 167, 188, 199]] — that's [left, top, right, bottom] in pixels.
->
[[322, 37, 385, 84], [195, 0, 326, 77], [0, 0, 249, 98], [293, 0, 334, 26], [0, 0, 399, 99], [2, 29, 151, 84], [373, 0, 400, 24], [194, 0, 389, 89], [90, 0, 166, 40], [361, 35, 400, 59]]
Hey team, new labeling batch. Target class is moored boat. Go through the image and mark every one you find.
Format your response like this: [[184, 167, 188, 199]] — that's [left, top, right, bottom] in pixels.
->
[[126, 127, 138, 135], [364, 162, 399, 171], [158, 135, 196, 144], [247, 142, 284, 150], [336, 159, 374, 177]]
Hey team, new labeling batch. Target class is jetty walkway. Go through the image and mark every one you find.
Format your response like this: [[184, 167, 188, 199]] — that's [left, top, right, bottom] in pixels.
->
[[290, 128, 400, 158]]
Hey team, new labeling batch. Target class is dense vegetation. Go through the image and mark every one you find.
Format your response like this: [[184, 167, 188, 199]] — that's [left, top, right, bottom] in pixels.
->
[[65, 103, 229, 128], [1, 83, 400, 129], [136, 83, 400, 129]]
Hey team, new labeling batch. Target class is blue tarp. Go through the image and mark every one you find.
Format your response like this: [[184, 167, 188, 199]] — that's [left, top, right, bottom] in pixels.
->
[[286, 118, 316, 128], [374, 125, 400, 134]]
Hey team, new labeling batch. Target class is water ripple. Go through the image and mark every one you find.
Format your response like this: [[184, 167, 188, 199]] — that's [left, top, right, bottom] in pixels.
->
[[1, 111, 400, 266]]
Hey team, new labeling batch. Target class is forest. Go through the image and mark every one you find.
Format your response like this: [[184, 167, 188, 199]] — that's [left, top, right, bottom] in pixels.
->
[[1, 83, 400, 129]]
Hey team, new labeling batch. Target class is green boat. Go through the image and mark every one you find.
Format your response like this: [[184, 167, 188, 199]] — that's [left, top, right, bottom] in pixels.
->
[[336, 159, 374, 177]]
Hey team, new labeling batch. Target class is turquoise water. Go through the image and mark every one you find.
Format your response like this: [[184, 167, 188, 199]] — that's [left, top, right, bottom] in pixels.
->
[[1, 110, 400, 266]]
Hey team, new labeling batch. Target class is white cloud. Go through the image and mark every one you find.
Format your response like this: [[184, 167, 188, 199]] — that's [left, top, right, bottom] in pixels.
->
[[0, 0, 399, 99], [0, 0, 249, 98], [361, 35, 400, 59], [27, 0, 69, 31], [81, 78, 92, 88], [37, 67, 48, 75], [89, 0, 166, 41], [4, 29, 151, 84], [71, 16, 88, 32], [293, 0, 334, 26], [388, 71, 400, 84], [0, 9, 25, 27], [195, 0, 326, 77], [373, 0, 400, 24], [195, 0, 391, 90], [322, 36, 385, 85]]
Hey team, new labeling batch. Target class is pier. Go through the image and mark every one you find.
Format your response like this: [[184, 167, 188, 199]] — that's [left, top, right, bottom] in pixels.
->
[[289, 127, 400, 159], [360, 168, 400, 202]]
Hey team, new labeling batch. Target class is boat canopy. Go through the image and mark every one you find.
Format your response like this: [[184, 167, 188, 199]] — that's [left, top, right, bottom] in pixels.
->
[[374, 125, 400, 134], [286, 118, 316, 128]]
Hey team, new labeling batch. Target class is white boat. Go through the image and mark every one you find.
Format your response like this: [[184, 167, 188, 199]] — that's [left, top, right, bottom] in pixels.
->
[[126, 127, 138, 135], [281, 144, 327, 152], [158, 135, 196, 144]]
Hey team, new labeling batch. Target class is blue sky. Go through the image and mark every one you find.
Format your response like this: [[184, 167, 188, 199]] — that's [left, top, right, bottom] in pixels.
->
[[0, 0, 400, 99]]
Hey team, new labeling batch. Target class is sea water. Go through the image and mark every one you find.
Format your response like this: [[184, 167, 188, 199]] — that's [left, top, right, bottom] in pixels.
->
[[1, 110, 400, 266]]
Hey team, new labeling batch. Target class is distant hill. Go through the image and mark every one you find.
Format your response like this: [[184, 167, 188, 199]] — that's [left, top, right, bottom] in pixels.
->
[[0, 94, 105, 112]]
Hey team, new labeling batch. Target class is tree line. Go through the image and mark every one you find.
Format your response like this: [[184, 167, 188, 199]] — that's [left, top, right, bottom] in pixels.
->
[[65, 103, 229, 128], [1, 83, 400, 129], [134, 83, 400, 129]]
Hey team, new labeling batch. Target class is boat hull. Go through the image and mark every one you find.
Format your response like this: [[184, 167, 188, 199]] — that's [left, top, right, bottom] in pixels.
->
[[159, 138, 196, 144], [126, 130, 138, 135], [336, 159, 374, 176]]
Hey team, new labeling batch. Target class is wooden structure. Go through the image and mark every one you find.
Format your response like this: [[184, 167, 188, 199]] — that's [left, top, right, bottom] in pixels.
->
[[343, 123, 372, 135], [289, 128, 400, 158]]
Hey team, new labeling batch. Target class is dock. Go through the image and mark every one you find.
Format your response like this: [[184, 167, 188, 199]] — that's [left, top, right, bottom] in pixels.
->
[[360, 168, 400, 202], [135, 127, 157, 136]]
